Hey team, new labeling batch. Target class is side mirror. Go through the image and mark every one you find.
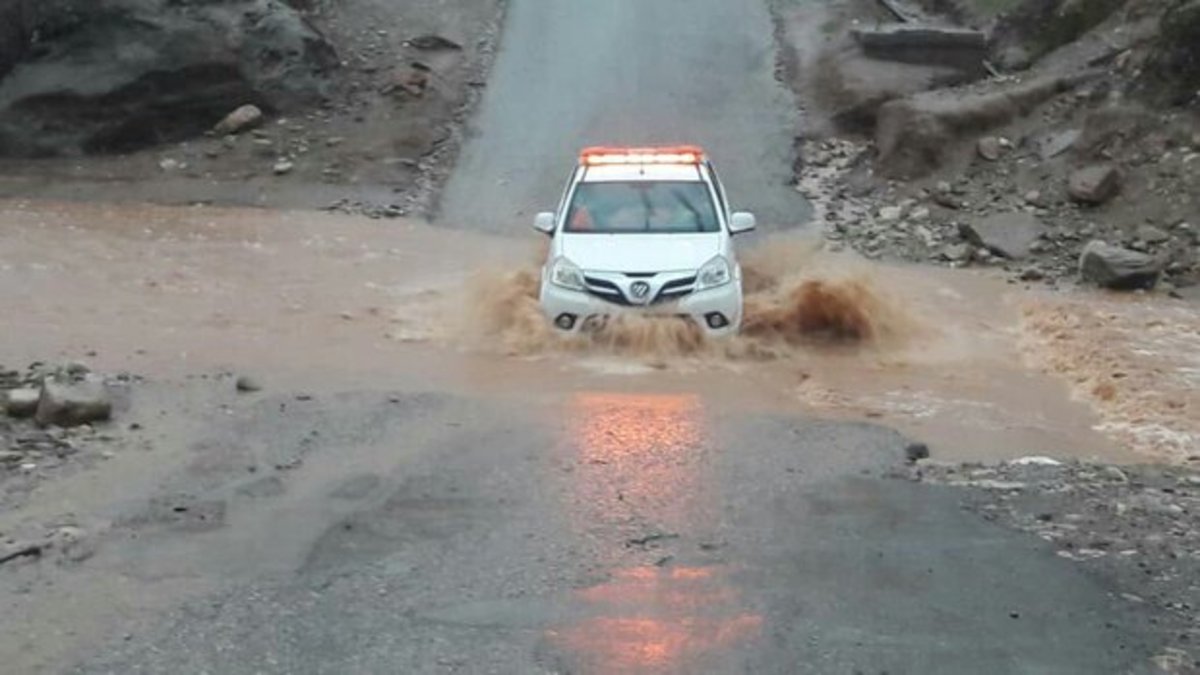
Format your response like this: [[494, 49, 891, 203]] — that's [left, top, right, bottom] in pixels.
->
[[533, 212, 556, 235], [729, 212, 756, 234]]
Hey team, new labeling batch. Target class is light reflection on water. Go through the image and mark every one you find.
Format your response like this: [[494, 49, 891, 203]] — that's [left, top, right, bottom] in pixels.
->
[[549, 393, 762, 672]]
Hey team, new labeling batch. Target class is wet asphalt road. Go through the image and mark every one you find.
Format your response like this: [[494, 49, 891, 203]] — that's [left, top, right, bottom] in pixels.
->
[[61, 1, 1161, 673], [437, 0, 811, 232], [79, 392, 1156, 674]]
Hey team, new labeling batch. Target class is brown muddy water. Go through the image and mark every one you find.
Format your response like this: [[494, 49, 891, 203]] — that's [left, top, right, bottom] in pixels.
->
[[1, 199, 1195, 463]]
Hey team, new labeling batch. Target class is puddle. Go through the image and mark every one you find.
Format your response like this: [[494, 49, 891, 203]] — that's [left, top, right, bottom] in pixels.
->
[[545, 565, 762, 673]]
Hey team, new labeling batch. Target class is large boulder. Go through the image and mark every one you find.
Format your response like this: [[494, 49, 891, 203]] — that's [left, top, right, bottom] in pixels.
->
[[819, 50, 974, 133], [852, 24, 987, 71], [0, 0, 337, 157], [1078, 240, 1163, 290], [875, 75, 1085, 179], [959, 212, 1045, 260]]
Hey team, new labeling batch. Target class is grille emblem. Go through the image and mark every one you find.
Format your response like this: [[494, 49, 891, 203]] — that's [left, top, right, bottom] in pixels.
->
[[629, 281, 652, 302]]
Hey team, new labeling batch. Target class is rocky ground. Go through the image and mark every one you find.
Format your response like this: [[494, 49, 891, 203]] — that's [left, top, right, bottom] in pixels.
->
[[910, 458, 1200, 673], [778, 0, 1200, 295], [0, 361, 145, 580], [0, 0, 505, 217], [0, 363, 137, 512]]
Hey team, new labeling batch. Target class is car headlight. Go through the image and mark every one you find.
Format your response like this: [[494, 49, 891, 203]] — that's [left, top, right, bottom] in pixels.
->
[[549, 257, 585, 290], [696, 256, 732, 290]]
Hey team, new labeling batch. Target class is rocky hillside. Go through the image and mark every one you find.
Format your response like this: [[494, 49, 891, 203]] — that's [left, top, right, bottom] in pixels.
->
[[0, 0, 337, 156], [785, 0, 1200, 293]]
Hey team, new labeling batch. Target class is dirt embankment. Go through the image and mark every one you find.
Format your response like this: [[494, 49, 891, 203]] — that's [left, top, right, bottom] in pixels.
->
[[0, 0, 505, 216]]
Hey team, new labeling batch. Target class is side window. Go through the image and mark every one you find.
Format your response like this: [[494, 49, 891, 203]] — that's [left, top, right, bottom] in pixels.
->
[[706, 163, 729, 219]]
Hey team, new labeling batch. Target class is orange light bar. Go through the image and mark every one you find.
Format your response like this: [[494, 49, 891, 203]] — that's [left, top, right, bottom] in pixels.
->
[[580, 145, 706, 166]]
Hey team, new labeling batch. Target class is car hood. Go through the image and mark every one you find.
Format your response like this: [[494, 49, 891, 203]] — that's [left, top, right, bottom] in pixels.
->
[[557, 233, 722, 273]]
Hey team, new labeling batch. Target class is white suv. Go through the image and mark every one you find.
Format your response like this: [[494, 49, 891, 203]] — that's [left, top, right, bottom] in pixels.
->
[[533, 146, 756, 339]]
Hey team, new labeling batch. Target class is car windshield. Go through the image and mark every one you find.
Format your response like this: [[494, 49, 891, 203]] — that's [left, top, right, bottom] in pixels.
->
[[564, 181, 719, 234]]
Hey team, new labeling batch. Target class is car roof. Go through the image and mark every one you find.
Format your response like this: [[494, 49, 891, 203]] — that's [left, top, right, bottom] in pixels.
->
[[579, 164, 705, 183]]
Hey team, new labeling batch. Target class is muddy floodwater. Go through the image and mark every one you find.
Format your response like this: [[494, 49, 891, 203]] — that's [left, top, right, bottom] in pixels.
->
[[2, 199, 1196, 464]]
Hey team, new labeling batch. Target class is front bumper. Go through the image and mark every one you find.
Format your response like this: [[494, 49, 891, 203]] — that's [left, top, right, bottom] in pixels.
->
[[539, 278, 743, 339]]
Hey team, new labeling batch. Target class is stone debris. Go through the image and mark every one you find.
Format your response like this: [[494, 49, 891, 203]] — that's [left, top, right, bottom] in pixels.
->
[[2, 363, 131, 506], [959, 212, 1046, 260], [214, 105, 265, 136], [1079, 240, 1164, 290], [1068, 164, 1121, 205], [976, 136, 1003, 161], [2, 388, 39, 418], [36, 376, 112, 428], [235, 375, 263, 393]]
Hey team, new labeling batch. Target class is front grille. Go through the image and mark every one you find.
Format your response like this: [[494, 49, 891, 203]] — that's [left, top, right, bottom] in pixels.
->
[[582, 273, 698, 306], [654, 275, 696, 304], [584, 276, 634, 306]]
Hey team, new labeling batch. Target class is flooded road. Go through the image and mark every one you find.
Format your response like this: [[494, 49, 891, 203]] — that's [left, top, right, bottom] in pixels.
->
[[1, 199, 1160, 464], [1, 199, 1193, 673]]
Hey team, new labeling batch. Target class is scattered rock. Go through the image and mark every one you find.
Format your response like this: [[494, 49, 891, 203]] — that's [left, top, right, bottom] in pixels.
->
[[273, 160, 295, 176], [1019, 266, 1045, 281], [235, 375, 262, 393], [1079, 240, 1164, 290], [1038, 129, 1081, 160], [878, 205, 903, 222], [1068, 164, 1121, 204], [932, 191, 964, 209], [977, 136, 1004, 161], [1102, 466, 1129, 483], [213, 105, 265, 136], [35, 376, 112, 428], [3, 388, 40, 419], [905, 442, 931, 463], [942, 242, 972, 262], [1135, 225, 1170, 245], [959, 212, 1046, 259], [408, 35, 463, 51]]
